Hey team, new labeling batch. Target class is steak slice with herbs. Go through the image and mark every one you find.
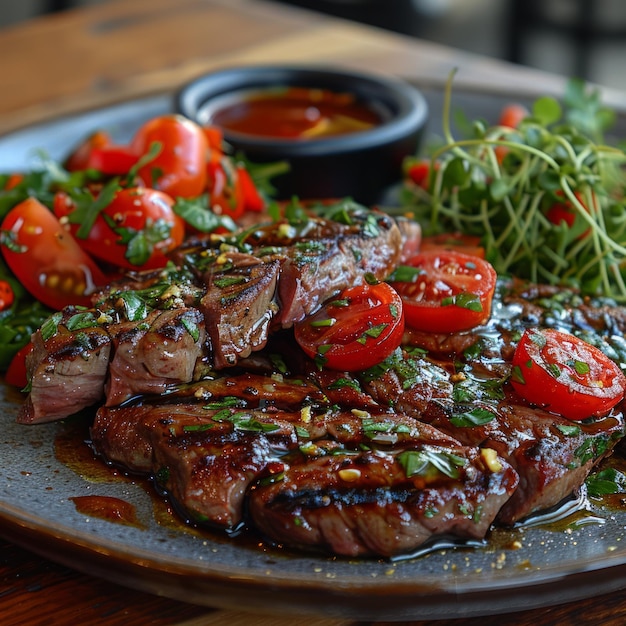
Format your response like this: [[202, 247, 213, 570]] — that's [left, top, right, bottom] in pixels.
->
[[198, 252, 281, 369], [104, 307, 206, 406], [421, 397, 625, 525], [91, 367, 517, 552], [248, 442, 517, 558], [17, 307, 112, 424]]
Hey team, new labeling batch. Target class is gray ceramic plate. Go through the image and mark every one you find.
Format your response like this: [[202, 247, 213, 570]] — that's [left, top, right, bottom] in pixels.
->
[[1, 91, 626, 621]]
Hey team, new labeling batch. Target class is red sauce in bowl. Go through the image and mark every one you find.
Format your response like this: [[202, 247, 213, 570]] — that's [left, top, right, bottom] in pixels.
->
[[209, 87, 383, 140]]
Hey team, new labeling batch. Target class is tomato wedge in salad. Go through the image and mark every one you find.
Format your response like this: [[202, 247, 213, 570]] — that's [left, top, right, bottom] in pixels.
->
[[0, 197, 107, 310], [294, 280, 404, 371], [511, 328, 626, 421], [389, 250, 496, 333]]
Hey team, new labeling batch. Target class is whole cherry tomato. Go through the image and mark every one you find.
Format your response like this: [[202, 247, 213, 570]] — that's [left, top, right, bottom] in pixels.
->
[[131, 115, 208, 198]]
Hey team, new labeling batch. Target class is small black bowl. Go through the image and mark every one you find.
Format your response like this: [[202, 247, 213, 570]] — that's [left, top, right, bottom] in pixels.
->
[[175, 65, 428, 205]]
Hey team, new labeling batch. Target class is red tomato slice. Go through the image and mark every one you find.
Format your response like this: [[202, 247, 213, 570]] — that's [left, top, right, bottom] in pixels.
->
[[390, 250, 497, 333], [54, 187, 184, 271], [1, 197, 107, 310], [511, 328, 626, 421], [5, 342, 32, 389], [131, 114, 208, 198], [294, 281, 404, 371]]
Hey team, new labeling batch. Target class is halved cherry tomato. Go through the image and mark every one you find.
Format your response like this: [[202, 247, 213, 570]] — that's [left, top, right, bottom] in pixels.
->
[[294, 281, 404, 371], [390, 250, 497, 334], [510, 328, 626, 421], [5, 342, 32, 389], [1, 197, 107, 310], [54, 187, 184, 271], [420, 233, 485, 259], [131, 115, 208, 198]]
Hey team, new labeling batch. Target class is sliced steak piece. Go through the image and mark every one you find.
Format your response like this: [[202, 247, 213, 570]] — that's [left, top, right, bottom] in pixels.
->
[[198, 252, 281, 368], [358, 349, 455, 416], [158, 371, 328, 411], [17, 308, 111, 424], [248, 443, 517, 558], [423, 398, 625, 524], [91, 400, 297, 529], [358, 346, 626, 525], [269, 212, 403, 326], [105, 307, 206, 406]]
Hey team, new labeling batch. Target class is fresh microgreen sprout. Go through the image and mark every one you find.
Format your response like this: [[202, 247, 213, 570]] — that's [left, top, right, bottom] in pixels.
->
[[403, 70, 626, 301]]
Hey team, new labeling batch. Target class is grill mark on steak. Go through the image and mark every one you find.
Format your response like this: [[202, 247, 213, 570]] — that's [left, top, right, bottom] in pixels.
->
[[248, 444, 517, 558]]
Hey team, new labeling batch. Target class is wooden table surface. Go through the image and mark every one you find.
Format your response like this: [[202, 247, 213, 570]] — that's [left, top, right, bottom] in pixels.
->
[[1, 0, 626, 624]]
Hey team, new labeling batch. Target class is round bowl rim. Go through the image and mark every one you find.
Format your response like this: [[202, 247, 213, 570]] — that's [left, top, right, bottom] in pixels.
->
[[174, 64, 429, 157]]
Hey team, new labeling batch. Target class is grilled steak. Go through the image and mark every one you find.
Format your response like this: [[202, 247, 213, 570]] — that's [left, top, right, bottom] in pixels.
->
[[18, 205, 403, 424], [90, 372, 517, 555], [15, 195, 626, 560], [104, 307, 207, 406]]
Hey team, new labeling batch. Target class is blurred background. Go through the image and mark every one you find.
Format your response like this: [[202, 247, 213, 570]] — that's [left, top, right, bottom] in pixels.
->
[[0, 0, 624, 92]]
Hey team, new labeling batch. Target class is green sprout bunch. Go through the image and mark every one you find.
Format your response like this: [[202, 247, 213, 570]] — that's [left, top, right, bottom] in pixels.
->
[[402, 73, 626, 301]]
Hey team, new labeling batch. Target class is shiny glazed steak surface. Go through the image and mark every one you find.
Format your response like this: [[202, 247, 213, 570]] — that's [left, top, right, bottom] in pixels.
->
[[16, 205, 626, 558]]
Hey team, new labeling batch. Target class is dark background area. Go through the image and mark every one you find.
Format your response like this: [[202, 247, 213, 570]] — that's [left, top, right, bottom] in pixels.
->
[[0, 0, 624, 92]]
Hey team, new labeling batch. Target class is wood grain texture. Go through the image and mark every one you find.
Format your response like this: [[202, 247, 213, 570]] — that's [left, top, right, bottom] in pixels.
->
[[1, 0, 623, 135], [1, 1, 626, 624]]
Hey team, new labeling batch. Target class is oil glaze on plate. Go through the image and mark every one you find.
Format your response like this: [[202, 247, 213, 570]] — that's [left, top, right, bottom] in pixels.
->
[[1, 92, 626, 621]]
